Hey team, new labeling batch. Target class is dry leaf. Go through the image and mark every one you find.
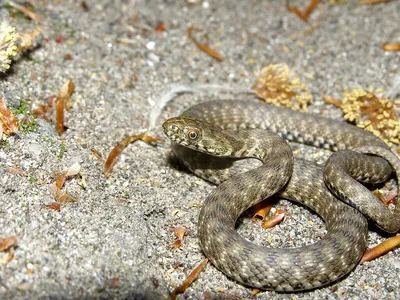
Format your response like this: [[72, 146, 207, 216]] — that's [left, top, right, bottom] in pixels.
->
[[8, 1, 44, 23], [65, 162, 81, 177], [287, 0, 320, 22], [55, 190, 79, 204], [261, 209, 285, 229], [170, 258, 208, 300], [56, 79, 75, 135], [187, 25, 223, 62], [17, 283, 31, 291], [54, 174, 79, 204], [360, 235, 400, 264], [91, 149, 103, 161], [6, 167, 28, 176], [252, 199, 276, 221], [359, 0, 390, 4], [382, 43, 400, 51], [18, 27, 42, 50], [43, 202, 61, 212], [155, 23, 166, 32], [104, 132, 163, 178], [322, 95, 342, 108], [169, 227, 189, 248], [250, 288, 260, 296], [55, 175, 66, 190], [0, 236, 17, 251], [0, 96, 19, 135]]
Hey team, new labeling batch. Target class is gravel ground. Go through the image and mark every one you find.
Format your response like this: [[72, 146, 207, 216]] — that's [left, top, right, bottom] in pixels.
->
[[1, 0, 400, 299]]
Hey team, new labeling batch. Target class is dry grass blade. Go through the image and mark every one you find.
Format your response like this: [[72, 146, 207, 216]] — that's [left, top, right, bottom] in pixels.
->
[[187, 25, 223, 62], [360, 235, 400, 264], [55, 96, 65, 134], [8, 1, 44, 23], [104, 133, 163, 178], [0, 96, 19, 135], [286, 0, 320, 22], [382, 43, 400, 51], [0, 236, 17, 251], [170, 258, 209, 300], [359, 0, 390, 4]]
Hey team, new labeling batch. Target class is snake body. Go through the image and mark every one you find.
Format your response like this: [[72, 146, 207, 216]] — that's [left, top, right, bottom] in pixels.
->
[[162, 100, 400, 291]]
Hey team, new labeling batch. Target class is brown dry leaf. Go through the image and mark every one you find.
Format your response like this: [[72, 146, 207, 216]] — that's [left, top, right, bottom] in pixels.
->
[[250, 288, 260, 297], [25, 268, 33, 275], [104, 132, 163, 178], [59, 79, 75, 111], [8, 1, 44, 23], [323, 95, 342, 108], [0, 96, 19, 135], [56, 79, 75, 135], [0, 236, 17, 252], [91, 149, 104, 161], [18, 27, 42, 50], [359, 0, 390, 4], [382, 43, 400, 51], [55, 190, 79, 204], [1, 248, 15, 264], [287, 0, 320, 22], [43, 202, 61, 212], [32, 106, 50, 121], [252, 199, 275, 221], [53, 172, 79, 204], [187, 25, 223, 62], [55, 175, 66, 190], [17, 283, 31, 291], [360, 235, 400, 264], [170, 227, 189, 248], [261, 209, 285, 229], [374, 189, 397, 207], [155, 23, 166, 32], [6, 167, 28, 176], [170, 258, 209, 300]]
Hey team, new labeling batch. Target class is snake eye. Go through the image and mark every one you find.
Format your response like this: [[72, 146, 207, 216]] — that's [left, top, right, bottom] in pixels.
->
[[187, 128, 200, 140]]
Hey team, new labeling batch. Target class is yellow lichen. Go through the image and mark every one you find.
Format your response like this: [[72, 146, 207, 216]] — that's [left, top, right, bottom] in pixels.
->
[[252, 64, 313, 112], [341, 88, 400, 146], [0, 23, 42, 73], [0, 23, 19, 72]]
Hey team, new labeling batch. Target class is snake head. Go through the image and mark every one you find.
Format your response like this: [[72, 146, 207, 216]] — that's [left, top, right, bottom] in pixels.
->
[[162, 116, 234, 156]]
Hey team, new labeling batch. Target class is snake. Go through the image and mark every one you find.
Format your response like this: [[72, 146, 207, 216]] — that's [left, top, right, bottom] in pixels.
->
[[162, 99, 400, 292]]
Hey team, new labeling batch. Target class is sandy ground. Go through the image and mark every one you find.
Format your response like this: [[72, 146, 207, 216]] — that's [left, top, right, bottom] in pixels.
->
[[1, 0, 400, 299]]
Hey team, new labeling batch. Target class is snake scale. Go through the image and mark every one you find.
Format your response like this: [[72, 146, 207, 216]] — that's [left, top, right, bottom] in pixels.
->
[[162, 99, 400, 292]]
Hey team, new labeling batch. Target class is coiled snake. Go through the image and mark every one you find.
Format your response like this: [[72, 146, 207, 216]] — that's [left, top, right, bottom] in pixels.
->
[[162, 100, 400, 292]]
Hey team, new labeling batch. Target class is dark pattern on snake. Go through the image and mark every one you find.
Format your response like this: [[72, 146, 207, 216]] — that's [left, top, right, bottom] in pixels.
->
[[162, 100, 400, 292]]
